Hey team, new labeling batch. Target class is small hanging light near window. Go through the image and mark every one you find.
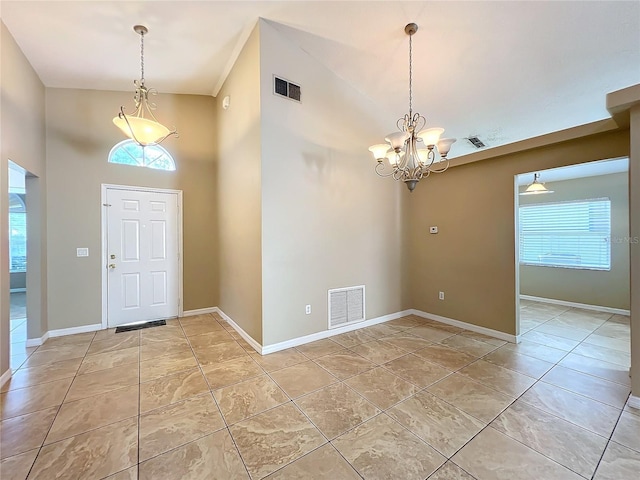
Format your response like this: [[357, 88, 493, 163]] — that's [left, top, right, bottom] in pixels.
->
[[520, 173, 554, 195], [368, 23, 456, 192], [113, 25, 177, 146]]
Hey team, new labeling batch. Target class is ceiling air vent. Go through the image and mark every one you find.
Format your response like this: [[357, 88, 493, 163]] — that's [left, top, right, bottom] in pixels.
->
[[467, 136, 486, 149], [273, 75, 301, 103], [328, 285, 365, 329]]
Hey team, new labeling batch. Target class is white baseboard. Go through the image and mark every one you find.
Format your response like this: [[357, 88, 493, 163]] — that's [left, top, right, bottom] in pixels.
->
[[410, 309, 519, 344], [49, 323, 102, 338], [628, 395, 640, 409], [214, 308, 262, 354], [520, 295, 630, 316], [182, 307, 218, 317], [215, 306, 517, 356], [26, 332, 49, 347], [260, 310, 414, 355], [0, 369, 12, 388], [26, 323, 102, 347]]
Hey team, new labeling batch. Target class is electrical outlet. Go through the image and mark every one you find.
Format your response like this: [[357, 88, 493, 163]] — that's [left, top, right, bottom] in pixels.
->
[[439, 291, 445, 300], [305, 304, 311, 315]]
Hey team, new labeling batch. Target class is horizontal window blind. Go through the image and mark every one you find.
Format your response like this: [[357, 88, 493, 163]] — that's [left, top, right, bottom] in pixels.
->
[[519, 198, 611, 270]]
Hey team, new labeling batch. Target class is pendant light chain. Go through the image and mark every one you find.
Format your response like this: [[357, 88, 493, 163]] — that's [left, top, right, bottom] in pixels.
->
[[140, 28, 145, 86]]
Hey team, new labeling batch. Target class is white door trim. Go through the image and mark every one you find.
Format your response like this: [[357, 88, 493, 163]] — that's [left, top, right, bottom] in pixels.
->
[[101, 184, 184, 330]]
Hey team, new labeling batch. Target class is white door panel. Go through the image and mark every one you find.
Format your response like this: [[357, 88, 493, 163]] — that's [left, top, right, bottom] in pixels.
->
[[106, 188, 179, 327]]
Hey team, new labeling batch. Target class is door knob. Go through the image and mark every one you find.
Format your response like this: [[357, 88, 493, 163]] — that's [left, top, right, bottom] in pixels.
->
[[108, 264, 116, 269]]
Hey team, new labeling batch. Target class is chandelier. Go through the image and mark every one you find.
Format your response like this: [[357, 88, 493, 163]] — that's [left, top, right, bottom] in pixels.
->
[[368, 23, 455, 192], [520, 173, 554, 195], [113, 25, 177, 146]]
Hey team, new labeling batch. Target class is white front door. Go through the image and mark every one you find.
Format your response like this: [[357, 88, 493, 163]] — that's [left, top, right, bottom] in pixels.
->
[[106, 187, 180, 327]]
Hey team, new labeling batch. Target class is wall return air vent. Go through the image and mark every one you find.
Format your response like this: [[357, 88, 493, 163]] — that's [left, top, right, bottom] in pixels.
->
[[328, 285, 365, 329], [273, 75, 301, 102]]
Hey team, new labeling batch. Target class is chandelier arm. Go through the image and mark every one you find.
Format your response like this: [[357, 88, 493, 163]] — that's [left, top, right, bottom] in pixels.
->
[[374, 162, 395, 178], [429, 160, 450, 173]]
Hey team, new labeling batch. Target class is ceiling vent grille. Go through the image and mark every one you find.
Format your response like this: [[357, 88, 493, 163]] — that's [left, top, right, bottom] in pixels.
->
[[328, 285, 365, 329], [273, 75, 301, 103], [467, 136, 486, 148]]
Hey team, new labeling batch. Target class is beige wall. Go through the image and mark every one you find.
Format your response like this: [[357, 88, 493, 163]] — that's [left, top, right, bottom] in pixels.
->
[[1, 22, 47, 375], [405, 129, 630, 335], [259, 20, 403, 346], [45, 88, 218, 331], [629, 104, 640, 400], [216, 25, 263, 343], [519, 172, 630, 310]]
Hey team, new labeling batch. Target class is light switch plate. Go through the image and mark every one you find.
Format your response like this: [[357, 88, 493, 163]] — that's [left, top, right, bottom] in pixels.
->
[[77, 248, 89, 257], [429, 226, 438, 234]]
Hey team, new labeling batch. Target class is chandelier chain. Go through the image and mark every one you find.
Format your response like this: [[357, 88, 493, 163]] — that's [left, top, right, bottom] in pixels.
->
[[408, 32, 413, 117]]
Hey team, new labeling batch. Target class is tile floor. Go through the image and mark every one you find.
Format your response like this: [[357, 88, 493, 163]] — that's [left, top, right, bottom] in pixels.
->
[[1, 303, 638, 479]]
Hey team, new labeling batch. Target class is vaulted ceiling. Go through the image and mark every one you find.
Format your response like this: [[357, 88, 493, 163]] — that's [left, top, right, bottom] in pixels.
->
[[2, 1, 639, 156]]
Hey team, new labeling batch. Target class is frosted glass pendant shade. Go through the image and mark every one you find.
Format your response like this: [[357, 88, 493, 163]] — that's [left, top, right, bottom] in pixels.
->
[[417, 127, 444, 147], [113, 115, 172, 146], [385, 132, 409, 150], [368, 144, 391, 160], [437, 138, 457, 157]]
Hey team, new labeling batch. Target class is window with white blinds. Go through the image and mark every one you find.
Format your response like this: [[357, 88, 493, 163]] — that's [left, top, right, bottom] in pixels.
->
[[519, 198, 611, 270]]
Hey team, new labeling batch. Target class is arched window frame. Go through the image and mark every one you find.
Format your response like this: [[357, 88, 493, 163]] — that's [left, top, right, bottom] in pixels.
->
[[108, 139, 176, 171]]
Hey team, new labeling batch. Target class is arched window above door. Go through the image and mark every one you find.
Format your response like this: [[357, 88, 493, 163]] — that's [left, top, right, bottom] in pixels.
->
[[108, 140, 176, 171]]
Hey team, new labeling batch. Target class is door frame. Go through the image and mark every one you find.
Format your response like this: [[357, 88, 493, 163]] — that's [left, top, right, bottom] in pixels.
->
[[101, 184, 184, 329]]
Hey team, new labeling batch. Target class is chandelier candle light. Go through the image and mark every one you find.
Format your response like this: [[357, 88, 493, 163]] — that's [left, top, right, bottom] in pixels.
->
[[369, 23, 455, 192], [113, 25, 178, 146]]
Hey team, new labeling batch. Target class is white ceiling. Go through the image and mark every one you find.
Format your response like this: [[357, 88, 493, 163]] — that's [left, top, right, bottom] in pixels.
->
[[1, 1, 639, 157]]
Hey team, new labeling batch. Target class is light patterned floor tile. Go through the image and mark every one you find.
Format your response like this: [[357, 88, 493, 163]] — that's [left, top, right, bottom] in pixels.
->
[[264, 444, 361, 479], [612, 411, 640, 453], [452, 426, 583, 480], [140, 368, 209, 413], [482, 348, 554, 379], [520, 381, 620, 437], [138, 429, 249, 480], [427, 373, 515, 423], [0, 406, 58, 459], [594, 441, 640, 480], [345, 367, 418, 409], [458, 360, 536, 397], [213, 375, 289, 425], [332, 414, 445, 480], [541, 365, 631, 408], [428, 461, 477, 479], [201, 355, 265, 389], [0, 377, 72, 420], [388, 391, 485, 457], [47, 384, 139, 444], [295, 338, 344, 359], [0, 448, 39, 480], [1, 358, 81, 392], [270, 361, 338, 398], [249, 349, 308, 372], [313, 350, 375, 380], [139, 393, 225, 462], [491, 400, 607, 478], [65, 364, 139, 402], [28, 417, 138, 479], [413, 344, 479, 370], [294, 383, 380, 439], [349, 340, 408, 364], [230, 403, 326, 479], [382, 354, 452, 388]]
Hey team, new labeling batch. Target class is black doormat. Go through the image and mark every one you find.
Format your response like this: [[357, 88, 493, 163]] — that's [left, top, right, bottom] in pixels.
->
[[115, 319, 166, 333]]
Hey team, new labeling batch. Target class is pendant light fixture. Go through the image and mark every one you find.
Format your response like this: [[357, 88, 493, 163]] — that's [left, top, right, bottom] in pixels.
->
[[113, 25, 177, 146], [368, 23, 455, 192], [520, 173, 554, 195]]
